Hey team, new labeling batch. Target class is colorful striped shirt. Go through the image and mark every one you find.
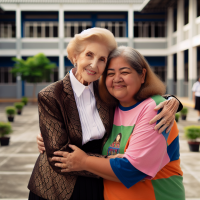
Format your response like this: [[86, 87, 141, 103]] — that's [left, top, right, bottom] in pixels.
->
[[102, 95, 185, 200]]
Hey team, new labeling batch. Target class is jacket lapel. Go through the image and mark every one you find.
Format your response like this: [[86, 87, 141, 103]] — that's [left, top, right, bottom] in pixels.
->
[[63, 73, 82, 147]]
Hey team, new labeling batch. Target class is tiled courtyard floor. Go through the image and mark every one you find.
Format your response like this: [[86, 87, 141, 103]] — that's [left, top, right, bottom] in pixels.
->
[[0, 102, 200, 200]]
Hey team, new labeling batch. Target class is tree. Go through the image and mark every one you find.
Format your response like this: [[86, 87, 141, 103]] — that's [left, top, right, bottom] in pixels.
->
[[11, 53, 56, 101]]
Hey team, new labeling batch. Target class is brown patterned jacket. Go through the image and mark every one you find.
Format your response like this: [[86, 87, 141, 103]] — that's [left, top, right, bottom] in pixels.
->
[[28, 73, 114, 200]]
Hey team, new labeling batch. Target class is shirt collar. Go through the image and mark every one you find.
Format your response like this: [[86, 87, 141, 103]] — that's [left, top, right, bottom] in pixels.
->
[[70, 69, 94, 98]]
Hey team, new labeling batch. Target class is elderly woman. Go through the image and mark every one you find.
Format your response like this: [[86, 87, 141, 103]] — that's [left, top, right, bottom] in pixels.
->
[[51, 46, 185, 200], [30, 28, 181, 200]]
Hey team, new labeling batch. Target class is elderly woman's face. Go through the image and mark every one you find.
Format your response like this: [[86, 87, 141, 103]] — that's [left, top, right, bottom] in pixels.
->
[[106, 56, 146, 107], [75, 41, 109, 84]]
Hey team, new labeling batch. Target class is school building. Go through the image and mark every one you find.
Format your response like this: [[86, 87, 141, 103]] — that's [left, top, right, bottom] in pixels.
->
[[0, 0, 200, 99]]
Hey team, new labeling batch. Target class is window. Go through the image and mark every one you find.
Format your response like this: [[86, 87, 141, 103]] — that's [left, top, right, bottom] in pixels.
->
[[0, 67, 16, 84], [198, 0, 200, 17], [24, 22, 58, 38], [173, 8, 177, 32], [64, 22, 92, 37], [0, 23, 16, 38], [96, 21, 126, 37], [151, 66, 166, 82], [134, 22, 166, 38], [184, 0, 189, 25], [184, 63, 188, 82]]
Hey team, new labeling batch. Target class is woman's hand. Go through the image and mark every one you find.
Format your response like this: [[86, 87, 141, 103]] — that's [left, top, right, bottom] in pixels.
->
[[37, 133, 45, 154], [107, 154, 124, 159], [52, 144, 89, 172], [149, 97, 179, 133]]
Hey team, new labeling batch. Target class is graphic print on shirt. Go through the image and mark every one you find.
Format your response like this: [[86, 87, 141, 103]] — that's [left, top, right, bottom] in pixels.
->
[[108, 133, 122, 155], [102, 125, 134, 155]]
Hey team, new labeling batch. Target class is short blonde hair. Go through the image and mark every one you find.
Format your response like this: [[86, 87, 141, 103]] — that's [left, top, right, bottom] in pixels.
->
[[99, 46, 166, 106], [67, 27, 117, 65]]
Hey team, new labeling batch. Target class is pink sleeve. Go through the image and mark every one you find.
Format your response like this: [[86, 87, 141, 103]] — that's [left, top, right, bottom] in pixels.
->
[[123, 100, 170, 178]]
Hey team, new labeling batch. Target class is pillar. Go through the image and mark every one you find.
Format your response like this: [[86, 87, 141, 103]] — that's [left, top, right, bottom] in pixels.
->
[[167, 7, 174, 94], [59, 4, 65, 80], [176, 0, 184, 96], [128, 6, 133, 47], [188, 0, 197, 99], [16, 5, 22, 99]]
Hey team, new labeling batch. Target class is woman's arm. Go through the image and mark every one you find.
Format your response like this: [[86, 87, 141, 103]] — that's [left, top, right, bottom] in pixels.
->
[[150, 96, 181, 133], [53, 145, 119, 182], [52, 99, 172, 188]]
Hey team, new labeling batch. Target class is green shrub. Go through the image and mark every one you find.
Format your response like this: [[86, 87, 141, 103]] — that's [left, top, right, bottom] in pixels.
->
[[0, 122, 12, 137], [184, 125, 200, 141], [14, 102, 24, 110], [21, 96, 28, 105], [175, 113, 180, 120], [180, 107, 188, 115], [5, 106, 16, 116]]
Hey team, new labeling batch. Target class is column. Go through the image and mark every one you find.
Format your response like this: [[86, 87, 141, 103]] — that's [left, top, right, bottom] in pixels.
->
[[176, 0, 184, 97], [188, 47, 197, 99], [188, 0, 197, 99], [167, 55, 174, 94], [128, 6, 133, 47], [177, 51, 184, 96], [59, 4, 65, 80], [167, 7, 174, 94], [16, 5, 22, 99]]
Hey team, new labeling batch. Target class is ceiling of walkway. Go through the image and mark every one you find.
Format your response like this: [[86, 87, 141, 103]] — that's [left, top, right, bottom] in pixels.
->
[[142, 0, 177, 13]]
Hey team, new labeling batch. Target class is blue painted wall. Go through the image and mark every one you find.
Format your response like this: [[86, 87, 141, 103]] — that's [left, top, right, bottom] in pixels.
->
[[64, 57, 73, 67], [0, 57, 15, 67], [145, 56, 166, 67]]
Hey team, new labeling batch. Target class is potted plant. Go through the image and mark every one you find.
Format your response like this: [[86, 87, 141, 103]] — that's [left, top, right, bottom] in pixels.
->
[[0, 122, 12, 146], [184, 125, 200, 152], [14, 102, 24, 115], [5, 106, 16, 122], [175, 113, 180, 122], [180, 107, 188, 120], [21, 96, 28, 106]]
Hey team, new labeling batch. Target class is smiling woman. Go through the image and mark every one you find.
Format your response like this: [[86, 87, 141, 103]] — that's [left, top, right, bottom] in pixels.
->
[[28, 27, 117, 200], [30, 28, 182, 200], [51, 46, 185, 200]]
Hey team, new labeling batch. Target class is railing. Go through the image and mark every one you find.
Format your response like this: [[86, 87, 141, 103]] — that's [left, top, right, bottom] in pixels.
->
[[183, 24, 190, 41], [172, 31, 177, 45], [195, 16, 200, 35], [0, 23, 16, 38]]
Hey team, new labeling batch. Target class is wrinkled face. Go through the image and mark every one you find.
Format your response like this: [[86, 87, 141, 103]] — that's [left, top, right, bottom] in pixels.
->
[[75, 41, 109, 84], [106, 56, 146, 107]]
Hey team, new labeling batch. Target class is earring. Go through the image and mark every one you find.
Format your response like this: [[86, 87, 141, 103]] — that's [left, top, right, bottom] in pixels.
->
[[74, 63, 77, 68]]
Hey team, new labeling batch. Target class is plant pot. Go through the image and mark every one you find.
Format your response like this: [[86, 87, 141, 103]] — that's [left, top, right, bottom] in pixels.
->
[[7, 116, 14, 122], [181, 115, 187, 120], [175, 118, 179, 122], [0, 137, 10, 146], [188, 141, 200, 152], [17, 110, 22, 115]]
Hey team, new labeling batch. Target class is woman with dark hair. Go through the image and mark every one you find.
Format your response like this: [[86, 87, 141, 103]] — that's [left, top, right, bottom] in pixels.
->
[[192, 77, 200, 121], [51, 46, 185, 200]]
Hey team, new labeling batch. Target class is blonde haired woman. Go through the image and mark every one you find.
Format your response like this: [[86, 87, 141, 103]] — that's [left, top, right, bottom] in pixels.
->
[[52, 46, 185, 200], [32, 28, 181, 200]]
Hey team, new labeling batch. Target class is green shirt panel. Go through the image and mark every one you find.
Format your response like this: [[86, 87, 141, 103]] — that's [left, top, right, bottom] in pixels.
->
[[102, 124, 134, 156]]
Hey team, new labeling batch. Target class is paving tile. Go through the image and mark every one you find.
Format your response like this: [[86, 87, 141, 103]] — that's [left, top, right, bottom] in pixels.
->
[[0, 156, 37, 172], [0, 174, 30, 198], [18, 142, 39, 154], [183, 173, 200, 198]]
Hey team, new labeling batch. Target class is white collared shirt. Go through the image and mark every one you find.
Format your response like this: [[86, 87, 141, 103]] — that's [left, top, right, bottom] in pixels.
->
[[70, 70, 106, 145], [192, 81, 200, 97]]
